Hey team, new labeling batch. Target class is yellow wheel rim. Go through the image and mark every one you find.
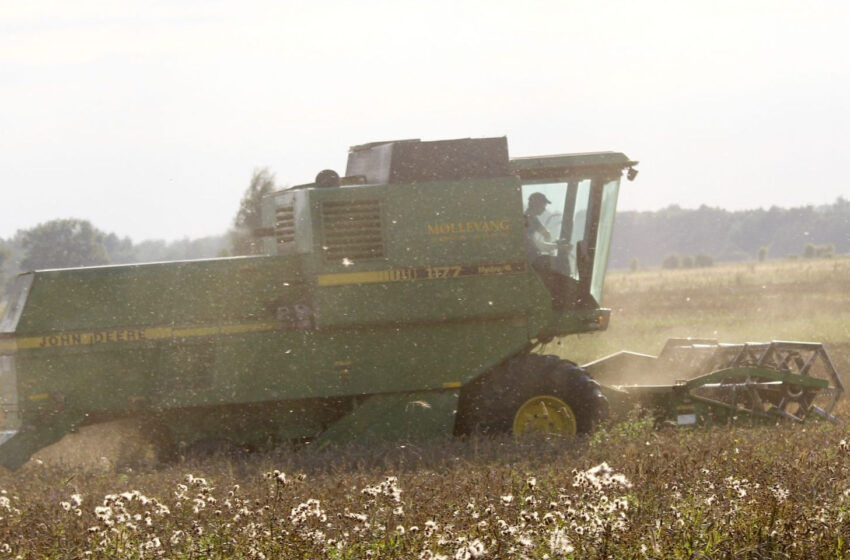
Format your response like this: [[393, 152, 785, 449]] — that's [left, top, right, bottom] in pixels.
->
[[512, 395, 577, 437]]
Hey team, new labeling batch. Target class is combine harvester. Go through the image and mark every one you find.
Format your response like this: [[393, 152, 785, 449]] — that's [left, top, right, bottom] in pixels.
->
[[0, 138, 843, 469]]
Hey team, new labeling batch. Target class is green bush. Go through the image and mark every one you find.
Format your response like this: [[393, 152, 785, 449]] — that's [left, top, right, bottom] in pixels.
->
[[803, 243, 835, 259], [694, 253, 714, 268], [661, 254, 680, 269]]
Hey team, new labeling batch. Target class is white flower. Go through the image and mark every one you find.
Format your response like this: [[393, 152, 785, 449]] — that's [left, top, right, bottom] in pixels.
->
[[454, 538, 486, 559], [549, 527, 575, 556], [770, 484, 789, 503]]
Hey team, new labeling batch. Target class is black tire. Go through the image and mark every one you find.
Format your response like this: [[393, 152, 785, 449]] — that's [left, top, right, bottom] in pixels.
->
[[455, 354, 608, 438]]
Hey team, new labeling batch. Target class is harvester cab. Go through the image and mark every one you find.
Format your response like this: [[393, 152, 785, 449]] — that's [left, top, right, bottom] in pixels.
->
[[511, 151, 635, 337], [261, 138, 636, 342]]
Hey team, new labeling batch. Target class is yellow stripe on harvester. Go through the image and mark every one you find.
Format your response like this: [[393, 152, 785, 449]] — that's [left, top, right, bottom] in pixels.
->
[[317, 262, 526, 287], [317, 269, 405, 287]]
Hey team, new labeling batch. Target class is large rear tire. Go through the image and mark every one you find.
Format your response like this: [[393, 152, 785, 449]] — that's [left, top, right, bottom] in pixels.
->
[[455, 354, 608, 438]]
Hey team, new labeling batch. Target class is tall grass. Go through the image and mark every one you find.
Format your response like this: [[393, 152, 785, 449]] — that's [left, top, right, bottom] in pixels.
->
[[2, 425, 849, 558]]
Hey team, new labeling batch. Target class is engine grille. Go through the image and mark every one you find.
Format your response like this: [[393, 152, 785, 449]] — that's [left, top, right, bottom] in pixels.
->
[[321, 199, 384, 262]]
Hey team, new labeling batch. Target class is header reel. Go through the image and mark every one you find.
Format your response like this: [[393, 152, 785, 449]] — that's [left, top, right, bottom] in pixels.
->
[[604, 340, 844, 427]]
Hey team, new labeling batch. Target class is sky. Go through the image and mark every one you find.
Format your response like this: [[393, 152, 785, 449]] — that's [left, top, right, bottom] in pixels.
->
[[2, 0, 848, 242]]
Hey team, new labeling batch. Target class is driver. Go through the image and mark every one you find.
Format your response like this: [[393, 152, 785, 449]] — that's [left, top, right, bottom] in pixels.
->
[[524, 191, 583, 311], [525, 192, 552, 262]]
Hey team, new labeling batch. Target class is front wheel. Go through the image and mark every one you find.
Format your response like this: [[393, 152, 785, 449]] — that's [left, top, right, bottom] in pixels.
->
[[455, 354, 608, 438], [512, 394, 578, 436]]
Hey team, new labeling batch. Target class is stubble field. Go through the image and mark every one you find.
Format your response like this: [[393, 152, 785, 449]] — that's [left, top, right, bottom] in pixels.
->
[[1, 258, 849, 559]]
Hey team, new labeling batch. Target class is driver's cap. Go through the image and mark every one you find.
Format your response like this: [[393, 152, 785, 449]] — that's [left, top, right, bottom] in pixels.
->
[[528, 192, 552, 205]]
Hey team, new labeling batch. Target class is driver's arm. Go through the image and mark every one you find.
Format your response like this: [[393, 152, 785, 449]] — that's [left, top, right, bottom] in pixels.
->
[[534, 219, 551, 241]]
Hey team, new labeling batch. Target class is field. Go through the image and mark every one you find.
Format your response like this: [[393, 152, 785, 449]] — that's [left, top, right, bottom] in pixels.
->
[[1, 258, 850, 559]]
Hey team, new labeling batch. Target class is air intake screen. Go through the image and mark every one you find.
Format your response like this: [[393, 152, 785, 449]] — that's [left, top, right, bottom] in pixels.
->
[[275, 203, 296, 246], [321, 200, 384, 262]]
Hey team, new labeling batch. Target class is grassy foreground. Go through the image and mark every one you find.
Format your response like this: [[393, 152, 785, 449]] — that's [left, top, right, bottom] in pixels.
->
[[1, 258, 849, 559]]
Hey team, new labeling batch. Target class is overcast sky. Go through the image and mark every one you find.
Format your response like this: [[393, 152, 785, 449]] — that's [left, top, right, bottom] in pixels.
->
[[2, 1, 848, 242]]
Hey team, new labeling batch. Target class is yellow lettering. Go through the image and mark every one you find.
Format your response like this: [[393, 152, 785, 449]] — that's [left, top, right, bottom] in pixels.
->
[[429, 218, 511, 238]]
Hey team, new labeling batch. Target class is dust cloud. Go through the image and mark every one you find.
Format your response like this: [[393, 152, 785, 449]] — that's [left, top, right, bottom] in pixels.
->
[[31, 419, 158, 471]]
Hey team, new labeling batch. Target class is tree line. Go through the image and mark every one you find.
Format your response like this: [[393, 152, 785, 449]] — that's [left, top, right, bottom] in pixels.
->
[[609, 198, 850, 269], [0, 169, 276, 294]]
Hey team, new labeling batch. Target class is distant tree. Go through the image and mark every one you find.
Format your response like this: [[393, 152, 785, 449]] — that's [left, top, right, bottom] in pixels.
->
[[681, 255, 694, 269], [103, 233, 136, 264], [629, 257, 639, 272], [803, 243, 816, 259], [694, 253, 714, 268], [229, 168, 276, 256], [661, 254, 680, 270], [19, 219, 109, 271], [133, 236, 229, 263], [609, 198, 850, 269], [0, 236, 24, 296], [800, 243, 834, 259], [816, 244, 835, 258], [0, 243, 9, 295], [758, 246, 769, 262]]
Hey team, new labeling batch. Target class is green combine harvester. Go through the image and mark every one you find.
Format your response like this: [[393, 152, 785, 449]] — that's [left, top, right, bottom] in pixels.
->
[[0, 137, 843, 470]]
